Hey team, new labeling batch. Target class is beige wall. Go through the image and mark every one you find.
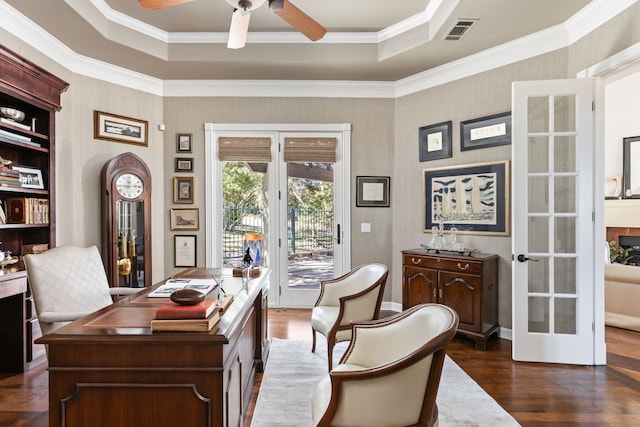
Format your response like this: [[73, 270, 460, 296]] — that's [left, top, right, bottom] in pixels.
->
[[1, 2, 640, 329]]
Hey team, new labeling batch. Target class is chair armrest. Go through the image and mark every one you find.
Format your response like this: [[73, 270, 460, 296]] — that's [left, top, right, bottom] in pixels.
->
[[37, 311, 91, 324], [109, 287, 142, 296]]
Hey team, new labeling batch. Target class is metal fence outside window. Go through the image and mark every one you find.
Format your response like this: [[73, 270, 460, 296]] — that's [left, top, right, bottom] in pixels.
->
[[223, 206, 333, 262]]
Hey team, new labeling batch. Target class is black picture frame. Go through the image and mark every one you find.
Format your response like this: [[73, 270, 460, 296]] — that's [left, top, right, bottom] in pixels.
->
[[423, 161, 510, 235], [623, 136, 640, 198], [175, 157, 193, 172], [176, 133, 192, 153], [174, 234, 196, 267], [419, 121, 452, 162], [460, 112, 511, 151], [356, 176, 390, 207]]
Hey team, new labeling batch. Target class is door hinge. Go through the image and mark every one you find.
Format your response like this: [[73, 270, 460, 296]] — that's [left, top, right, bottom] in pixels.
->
[[278, 190, 281, 200], [592, 211, 595, 222], [278, 238, 281, 248], [592, 101, 595, 111]]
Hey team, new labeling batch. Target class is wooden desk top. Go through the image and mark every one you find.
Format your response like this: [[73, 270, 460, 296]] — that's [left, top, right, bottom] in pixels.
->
[[36, 267, 270, 345]]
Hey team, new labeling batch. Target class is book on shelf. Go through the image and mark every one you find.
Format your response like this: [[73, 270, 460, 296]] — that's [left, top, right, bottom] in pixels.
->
[[0, 117, 31, 131], [6, 197, 49, 224], [155, 299, 217, 320], [150, 308, 221, 332], [22, 243, 49, 254], [0, 128, 31, 143], [147, 278, 218, 298]]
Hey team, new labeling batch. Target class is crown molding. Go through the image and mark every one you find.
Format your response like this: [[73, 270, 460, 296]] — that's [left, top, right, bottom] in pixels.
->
[[0, 0, 638, 99]]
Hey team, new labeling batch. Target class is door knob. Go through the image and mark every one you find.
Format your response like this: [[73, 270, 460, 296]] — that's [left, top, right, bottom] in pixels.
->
[[517, 254, 539, 262]]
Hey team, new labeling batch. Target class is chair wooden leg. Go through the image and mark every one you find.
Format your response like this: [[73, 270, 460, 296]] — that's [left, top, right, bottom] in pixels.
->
[[311, 328, 317, 353], [327, 336, 334, 371]]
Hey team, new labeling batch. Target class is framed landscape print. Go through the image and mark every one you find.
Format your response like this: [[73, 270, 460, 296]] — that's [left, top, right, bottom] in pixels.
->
[[93, 110, 148, 146], [423, 160, 510, 235], [170, 208, 199, 231]]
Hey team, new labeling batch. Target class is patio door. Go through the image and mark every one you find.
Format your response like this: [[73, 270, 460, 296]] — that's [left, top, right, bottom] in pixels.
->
[[511, 79, 596, 364], [205, 124, 351, 308]]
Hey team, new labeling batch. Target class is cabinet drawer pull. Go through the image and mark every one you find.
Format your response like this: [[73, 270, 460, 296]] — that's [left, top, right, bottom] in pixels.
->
[[432, 288, 437, 299], [411, 257, 422, 265], [457, 262, 470, 270]]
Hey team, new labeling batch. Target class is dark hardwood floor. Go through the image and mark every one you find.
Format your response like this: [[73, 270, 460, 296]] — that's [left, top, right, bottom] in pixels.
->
[[3, 308, 640, 426]]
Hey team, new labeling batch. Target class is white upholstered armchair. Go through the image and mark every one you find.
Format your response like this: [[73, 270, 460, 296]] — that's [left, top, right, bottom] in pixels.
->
[[311, 263, 388, 370], [24, 245, 141, 335], [312, 303, 459, 427]]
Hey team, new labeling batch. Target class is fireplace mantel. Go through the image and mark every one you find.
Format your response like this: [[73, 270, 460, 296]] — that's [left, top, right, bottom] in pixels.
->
[[605, 199, 640, 228]]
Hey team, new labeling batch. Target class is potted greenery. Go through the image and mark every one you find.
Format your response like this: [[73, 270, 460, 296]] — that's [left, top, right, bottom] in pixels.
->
[[609, 240, 633, 265]]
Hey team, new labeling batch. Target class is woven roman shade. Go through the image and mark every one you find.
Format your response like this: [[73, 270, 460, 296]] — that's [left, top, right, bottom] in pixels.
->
[[218, 137, 271, 162], [283, 137, 337, 163]]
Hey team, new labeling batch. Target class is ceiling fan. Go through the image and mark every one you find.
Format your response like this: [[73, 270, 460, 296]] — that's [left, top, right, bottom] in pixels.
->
[[138, 0, 327, 49]]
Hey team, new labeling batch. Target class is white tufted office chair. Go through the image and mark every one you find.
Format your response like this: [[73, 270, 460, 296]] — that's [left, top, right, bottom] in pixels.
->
[[311, 303, 459, 427], [24, 245, 141, 336], [311, 263, 388, 371]]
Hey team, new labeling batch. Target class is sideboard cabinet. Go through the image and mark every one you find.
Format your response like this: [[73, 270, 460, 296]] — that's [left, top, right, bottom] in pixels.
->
[[402, 249, 499, 349], [0, 44, 68, 372]]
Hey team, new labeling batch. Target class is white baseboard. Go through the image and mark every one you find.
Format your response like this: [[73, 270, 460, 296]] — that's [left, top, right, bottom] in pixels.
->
[[382, 301, 513, 341]]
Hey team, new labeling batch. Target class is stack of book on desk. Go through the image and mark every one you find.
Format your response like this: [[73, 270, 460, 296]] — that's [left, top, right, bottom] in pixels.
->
[[151, 299, 220, 332]]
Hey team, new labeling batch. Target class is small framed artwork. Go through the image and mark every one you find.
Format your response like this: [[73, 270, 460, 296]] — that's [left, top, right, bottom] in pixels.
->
[[173, 176, 194, 204], [170, 208, 199, 231], [93, 110, 148, 146], [423, 160, 510, 235], [604, 176, 622, 199], [177, 133, 192, 153], [175, 157, 193, 172], [356, 176, 390, 207], [174, 235, 197, 267], [419, 121, 452, 162], [11, 165, 44, 189], [460, 112, 511, 151], [623, 136, 640, 198]]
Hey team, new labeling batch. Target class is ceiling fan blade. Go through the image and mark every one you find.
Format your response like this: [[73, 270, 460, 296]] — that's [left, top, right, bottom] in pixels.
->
[[228, 9, 252, 49], [138, 0, 194, 10], [273, 0, 326, 42]]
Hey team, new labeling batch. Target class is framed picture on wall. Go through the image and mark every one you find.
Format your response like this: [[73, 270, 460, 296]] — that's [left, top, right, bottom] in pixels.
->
[[356, 176, 390, 207], [423, 160, 510, 235], [176, 133, 192, 153], [174, 235, 196, 267], [419, 121, 452, 162], [173, 176, 194, 203], [460, 112, 511, 151]]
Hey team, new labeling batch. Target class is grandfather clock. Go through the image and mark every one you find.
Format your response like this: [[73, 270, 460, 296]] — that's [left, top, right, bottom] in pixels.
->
[[102, 152, 152, 288]]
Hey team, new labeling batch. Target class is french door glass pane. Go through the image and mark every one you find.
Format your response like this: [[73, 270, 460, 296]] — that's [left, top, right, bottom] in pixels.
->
[[528, 256, 549, 293], [554, 298, 577, 334], [527, 97, 549, 132], [528, 296, 550, 333], [554, 257, 577, 294], [528, 216, 548, 253]]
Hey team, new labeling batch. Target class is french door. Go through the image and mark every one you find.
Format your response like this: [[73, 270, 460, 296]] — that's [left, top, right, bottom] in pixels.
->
[[204, 123, 351, 308], [511, 79, 596, 364]]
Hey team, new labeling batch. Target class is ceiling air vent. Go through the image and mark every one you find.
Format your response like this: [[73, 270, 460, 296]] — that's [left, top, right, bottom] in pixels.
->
[[443, 19, 478, 41]]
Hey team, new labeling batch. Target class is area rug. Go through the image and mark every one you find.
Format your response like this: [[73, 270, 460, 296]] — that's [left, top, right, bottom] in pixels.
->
[[251, 338, 520, 427]]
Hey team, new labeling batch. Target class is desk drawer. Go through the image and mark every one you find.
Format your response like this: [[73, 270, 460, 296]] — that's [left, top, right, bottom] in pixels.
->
[[402, 254, 482, 275]]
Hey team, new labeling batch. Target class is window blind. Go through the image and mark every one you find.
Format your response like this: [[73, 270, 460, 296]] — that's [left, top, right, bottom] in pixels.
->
[[283, 137, 337, 163], [218, 137, 271, 162]]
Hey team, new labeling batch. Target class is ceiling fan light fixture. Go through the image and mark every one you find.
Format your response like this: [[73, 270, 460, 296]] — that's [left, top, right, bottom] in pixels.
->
[[227, 8, 251, 49], [268, 0, 284, 11]]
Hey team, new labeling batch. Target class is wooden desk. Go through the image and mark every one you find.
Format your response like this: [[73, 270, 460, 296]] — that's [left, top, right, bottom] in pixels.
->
[[37, 268, 270, 427]]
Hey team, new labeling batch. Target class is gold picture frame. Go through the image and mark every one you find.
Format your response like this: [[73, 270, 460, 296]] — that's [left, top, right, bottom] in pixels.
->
[[173, 176, 194, 204], [93, 110, 148, 146], [170, 208, 199, 231]]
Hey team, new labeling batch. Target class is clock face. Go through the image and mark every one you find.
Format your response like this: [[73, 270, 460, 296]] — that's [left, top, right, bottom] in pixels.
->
[[116, 173, 144, 199]]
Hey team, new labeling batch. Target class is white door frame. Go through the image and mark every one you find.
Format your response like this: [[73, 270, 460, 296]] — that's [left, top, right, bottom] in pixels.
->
[[578, 42, 640, 364], [204, 123, 352, 307]]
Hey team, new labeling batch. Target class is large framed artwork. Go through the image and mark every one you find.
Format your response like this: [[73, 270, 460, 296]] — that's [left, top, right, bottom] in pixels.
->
[[423, 160, 510, 235]]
